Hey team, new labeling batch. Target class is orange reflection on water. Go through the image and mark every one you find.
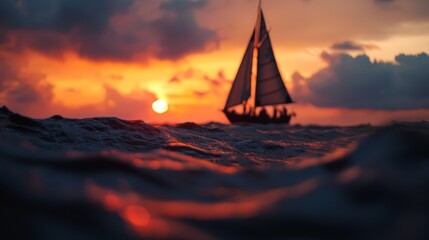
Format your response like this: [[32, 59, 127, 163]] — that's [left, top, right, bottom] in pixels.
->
[[103, 193, 124, 212], [124, 205, 151, 227], [99, 150, 237, 174], [87, 184, 153, 231], [151, 179, 319, 219], [338, 167, 361, 183], [86, 178, 318, 238], [88, 178, 318, 219], [289, 145, 356, 170]]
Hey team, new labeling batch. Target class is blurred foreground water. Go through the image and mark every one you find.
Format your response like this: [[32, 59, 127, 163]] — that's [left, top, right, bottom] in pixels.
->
[[0, 106, 428, 240]]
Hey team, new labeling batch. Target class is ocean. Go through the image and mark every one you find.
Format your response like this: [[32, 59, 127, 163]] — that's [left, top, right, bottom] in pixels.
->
[[1, 106, 428, 239]]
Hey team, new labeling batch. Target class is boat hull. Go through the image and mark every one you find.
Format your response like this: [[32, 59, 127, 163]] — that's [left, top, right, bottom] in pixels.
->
[[224, 111, 292, 124]]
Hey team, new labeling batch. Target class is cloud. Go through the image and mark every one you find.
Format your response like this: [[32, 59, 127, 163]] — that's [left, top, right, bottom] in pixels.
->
[[374, 0, 396, 4], [0, 0, 132, 32], [166, 69, 231, 102], [7, 83, 40, 103], [0, 0, 219, 61], [169, 76, 181, 84], [169, 68, 196, 84], [193, 91, 208, 97], [0, 53, 157, 119], [293, 52, 429, 110], [152, 0, 218, 59], [78, 85, 158, 120], [168, 68, 231, 90], [203, 71, 231, 88], [330, 41, 380, 51], [0, 54, 53, 112]]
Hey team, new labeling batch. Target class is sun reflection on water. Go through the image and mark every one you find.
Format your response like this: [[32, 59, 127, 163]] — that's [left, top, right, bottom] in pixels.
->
[[123, 205, 151, 227]]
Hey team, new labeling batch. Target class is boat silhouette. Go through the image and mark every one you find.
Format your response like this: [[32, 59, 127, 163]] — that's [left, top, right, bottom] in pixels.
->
[[224, 0, 295, 124]]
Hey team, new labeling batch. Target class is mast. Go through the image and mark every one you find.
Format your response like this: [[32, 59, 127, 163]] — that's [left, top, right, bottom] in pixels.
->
[[247, 0, 262, 110], [254, 0, 262, 49]]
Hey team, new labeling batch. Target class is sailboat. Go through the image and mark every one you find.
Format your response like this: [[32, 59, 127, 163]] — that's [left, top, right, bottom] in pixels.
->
[[223, 1, 295, 124]]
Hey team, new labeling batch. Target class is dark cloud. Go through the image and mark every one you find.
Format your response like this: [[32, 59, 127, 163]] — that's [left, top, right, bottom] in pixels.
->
[[169, 68, 196, 84], [0, 0, 132, 59], [8, 83, 40, 103], [168, 69, 231, 92], [0, 0, 219, 61], [293, 52, 429, 110], [169, 76, 181, 84], [203, 71, 230, 87], [0, 54, 54, 114], [290, 71, 307, 97], [0, 57, 16, 91], [291, 72, 306, 82], [0, 0, 130, 32], [167, 69, 230, 101], [152, 0, 218, 59], [0, 33, 9, 45], [193, 91, 208, 97], [331, 41, 379, 51], [374, 0, 396, 4]]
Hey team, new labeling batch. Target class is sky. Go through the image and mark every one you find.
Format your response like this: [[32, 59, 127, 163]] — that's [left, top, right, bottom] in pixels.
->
[[1, 0, 428, 125]]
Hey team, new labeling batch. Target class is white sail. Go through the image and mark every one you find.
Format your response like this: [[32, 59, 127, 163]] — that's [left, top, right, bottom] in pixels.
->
[[224, 32, 255, 109], [255, 11, 293, 107]]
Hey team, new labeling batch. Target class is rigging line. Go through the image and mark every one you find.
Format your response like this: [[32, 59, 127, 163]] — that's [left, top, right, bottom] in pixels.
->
[[254, 0, 262, 48], [258, 59, 275, 67], [258, 74, 281, 82], [257, 32, 269, 48], [256, 30, 270, 48], [257, 87, 286, 97]]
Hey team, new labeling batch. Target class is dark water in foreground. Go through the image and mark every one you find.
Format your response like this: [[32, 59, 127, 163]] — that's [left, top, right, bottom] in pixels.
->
[[1, 106, 428, 240]]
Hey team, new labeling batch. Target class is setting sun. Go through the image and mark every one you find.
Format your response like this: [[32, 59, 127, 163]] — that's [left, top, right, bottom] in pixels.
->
[[152, 99, 169, 114]]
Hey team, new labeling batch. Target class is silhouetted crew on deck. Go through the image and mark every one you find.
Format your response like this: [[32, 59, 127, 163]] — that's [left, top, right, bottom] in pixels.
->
[[249, 106, 255, 117], [282, 107, 288, 117], [277, 107, 287, 121], [259, 108, 269, 120], [273, 107, 279, 119], [243, 101, 247, 115]]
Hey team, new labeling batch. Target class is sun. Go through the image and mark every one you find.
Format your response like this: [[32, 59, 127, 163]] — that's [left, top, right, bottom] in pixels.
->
[[152, 99, 169, 114]]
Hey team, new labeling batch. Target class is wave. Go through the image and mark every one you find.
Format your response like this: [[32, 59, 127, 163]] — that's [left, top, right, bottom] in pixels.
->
[[0, 106, 428, 239]]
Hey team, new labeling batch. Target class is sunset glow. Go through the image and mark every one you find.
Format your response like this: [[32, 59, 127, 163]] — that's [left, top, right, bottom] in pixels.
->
[[0, 0, 428, 125]]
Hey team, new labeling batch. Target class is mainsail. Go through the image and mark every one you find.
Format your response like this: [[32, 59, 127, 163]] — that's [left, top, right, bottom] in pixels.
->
[[224, 32, 255, 109], [255, 11, 293, 107]]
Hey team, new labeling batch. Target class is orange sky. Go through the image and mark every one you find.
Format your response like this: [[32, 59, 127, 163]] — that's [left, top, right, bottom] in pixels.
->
[[1, 0, 429, 125]]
